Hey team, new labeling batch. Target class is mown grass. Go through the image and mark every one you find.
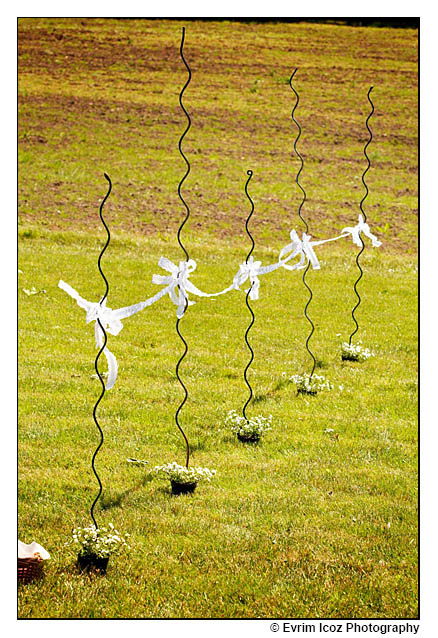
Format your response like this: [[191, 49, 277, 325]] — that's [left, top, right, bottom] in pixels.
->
[[18, 228, 417, 618], [18, 18, 417, 619]]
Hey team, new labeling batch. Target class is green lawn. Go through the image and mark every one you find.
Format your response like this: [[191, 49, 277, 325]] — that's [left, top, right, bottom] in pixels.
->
[[18, 18, 417, 619]]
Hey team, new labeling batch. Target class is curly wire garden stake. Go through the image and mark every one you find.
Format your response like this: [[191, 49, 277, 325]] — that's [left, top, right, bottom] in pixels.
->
[[174, 26, 192, 468], [349, 87, 374, 345], [175, 304, 190, 468], [302, 262, 316, 377], [289, 69, 316, 379], [289, 69, 308, 234], [90, 172, 112, 529], [177, 26, 191, 261], [242, 170, 255, 422]]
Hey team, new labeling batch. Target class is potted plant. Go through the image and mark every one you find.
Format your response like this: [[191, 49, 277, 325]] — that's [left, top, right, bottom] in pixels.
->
[[149, 461, 216, 495], [289, 373, 333, 396], [226, 409, 272, 443], [69, 523, 130, 574], [341, 341, 374, 362]]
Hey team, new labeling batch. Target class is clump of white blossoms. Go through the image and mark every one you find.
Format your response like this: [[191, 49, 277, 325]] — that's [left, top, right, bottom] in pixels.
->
[[150, 461, 216, 484], [341, 341, 374, 362], [70, 523, 130, 558], [290, 373, 333, 394], [226, 409, 272, 439]]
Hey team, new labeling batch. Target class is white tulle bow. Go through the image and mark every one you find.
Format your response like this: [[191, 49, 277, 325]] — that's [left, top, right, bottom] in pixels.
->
[[59, 280, 152, 389], [341, 214, 382, 248], [152, 257, 210, 318], [279, 230, 321, 271], [232, 256, 262, 300]]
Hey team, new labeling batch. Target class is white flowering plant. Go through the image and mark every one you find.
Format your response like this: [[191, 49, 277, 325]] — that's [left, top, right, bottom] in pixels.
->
[[290, 373, 333, 394], [150, 461, 216, 484], [341, 341, 374, 362], [226, 409, 272, 440], [69, 524, 130, 559]]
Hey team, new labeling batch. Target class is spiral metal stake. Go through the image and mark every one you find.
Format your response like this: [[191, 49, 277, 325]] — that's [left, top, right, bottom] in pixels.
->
[[349, 86, 374, 345], [242, 170, 255, 422], [289, 69, 316, 379], [90, 172, 112, 529], [175, 26, 192, 469]]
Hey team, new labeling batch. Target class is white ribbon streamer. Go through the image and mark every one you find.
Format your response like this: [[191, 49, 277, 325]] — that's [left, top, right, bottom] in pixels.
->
[[229, 234, 324, 301], [58, 280, 159, 390], [94, 320, 118, 390], [61, 217, 383, 375], [341, 214, 382, 248], [301, 233, 321, 269], [151, 233, 329, 307]]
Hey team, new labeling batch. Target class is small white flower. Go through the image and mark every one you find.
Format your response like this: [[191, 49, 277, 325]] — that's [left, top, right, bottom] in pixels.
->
[[149, 462, 217, 484], [68, 523, 130, 559], [226, 410, 272, 438], [341, 341, 374, 362], [289, 373, 333, 393]]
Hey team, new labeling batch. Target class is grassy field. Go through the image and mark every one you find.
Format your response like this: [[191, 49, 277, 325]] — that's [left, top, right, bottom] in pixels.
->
[[18, 19, 417, 619]]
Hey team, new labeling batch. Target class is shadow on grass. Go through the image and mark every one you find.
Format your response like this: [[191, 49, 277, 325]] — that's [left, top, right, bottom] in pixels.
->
[[252, 376, 291, 404], [100, 475, 152, 510], [154, 484, 196, 497], [315, 358, 328, 369], [252, 361, 329, 404]]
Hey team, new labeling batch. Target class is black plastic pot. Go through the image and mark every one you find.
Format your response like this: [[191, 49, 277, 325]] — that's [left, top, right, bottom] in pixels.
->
[[170, 480, 197, 495], [77, 553, 109, 574], [341, 353, 359, 362], [237, 432, 260, 443], [297, 388, 317, 396]]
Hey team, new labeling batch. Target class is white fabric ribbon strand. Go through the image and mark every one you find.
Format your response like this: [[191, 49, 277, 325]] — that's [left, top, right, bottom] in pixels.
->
[[60, 219, 383, 382], [231, 239, 315, 301], [151, 218, 381, 308]]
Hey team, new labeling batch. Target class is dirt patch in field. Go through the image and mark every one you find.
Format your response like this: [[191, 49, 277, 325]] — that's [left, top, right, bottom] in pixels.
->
[[18, 19, 417, 253]]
